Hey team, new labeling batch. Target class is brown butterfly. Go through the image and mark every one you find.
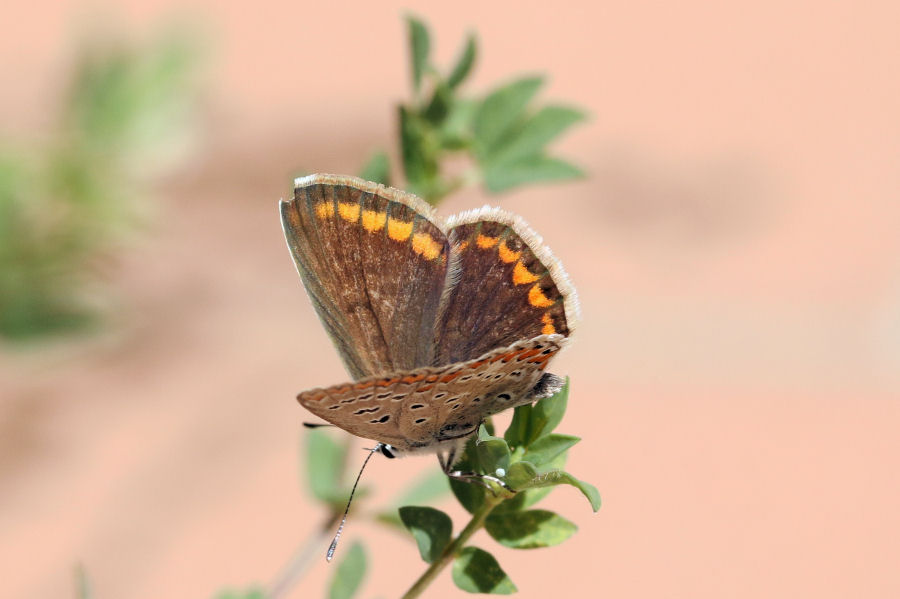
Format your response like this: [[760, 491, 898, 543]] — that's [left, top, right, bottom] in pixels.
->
[[281, 174, 578, 556]]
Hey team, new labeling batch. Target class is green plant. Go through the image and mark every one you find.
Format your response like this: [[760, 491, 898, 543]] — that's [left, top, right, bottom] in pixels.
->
[[0, 24, 202, 342], [399, 380, 599, 597], [249, 15, 596, 599], [360, 15, 586, 204]]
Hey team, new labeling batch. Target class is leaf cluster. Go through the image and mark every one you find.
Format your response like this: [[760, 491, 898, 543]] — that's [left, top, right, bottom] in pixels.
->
[[359, 16, 586, 204], [0, 25, 201, 342], [399, 379, 600, 595]]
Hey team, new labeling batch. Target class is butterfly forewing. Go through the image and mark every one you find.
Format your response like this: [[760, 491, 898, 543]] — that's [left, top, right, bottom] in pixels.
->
[[298, 335, 566, 451], [281, 175, 450, 379]]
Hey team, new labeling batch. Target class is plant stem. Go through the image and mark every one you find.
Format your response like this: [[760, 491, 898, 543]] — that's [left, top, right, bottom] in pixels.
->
[[401, 494, 503, 599], [266, 512, 340, 599]]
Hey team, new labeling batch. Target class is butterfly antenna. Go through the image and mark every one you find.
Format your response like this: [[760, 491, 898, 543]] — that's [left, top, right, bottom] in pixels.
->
[[326, 443, 381, 562]]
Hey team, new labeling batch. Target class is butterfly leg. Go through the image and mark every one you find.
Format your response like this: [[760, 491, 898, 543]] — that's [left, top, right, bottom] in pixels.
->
[[437, 448, 511, 494]]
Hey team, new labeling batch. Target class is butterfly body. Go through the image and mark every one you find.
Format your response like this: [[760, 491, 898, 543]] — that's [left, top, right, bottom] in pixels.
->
[[281, 174, 578, 463]]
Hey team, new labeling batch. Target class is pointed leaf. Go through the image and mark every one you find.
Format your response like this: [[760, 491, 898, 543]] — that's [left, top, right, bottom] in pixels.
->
[[452, 547, 517, 594], [399, 506, 453, 563], [476, 425, 511, 474], [486, 509, 577, 548], [398, 106, 429, 185], [406, 16, 430, 93], [358, 151, 391, 186], [486, 105, 586, 166], [447, 32, 477, 89], [504, 403, 533, 449], [329, 541, 367, 599], [305, 429, 348, 504], [522, 433, 580, 467], [473, 76, 544, 155], [527, 378, 570, 442], [423, 82, 452, 124], [440, 97, 477, 149], [483, 156, 583, 193], [506, 462, 601, 512], [520, 446, 570, 508]]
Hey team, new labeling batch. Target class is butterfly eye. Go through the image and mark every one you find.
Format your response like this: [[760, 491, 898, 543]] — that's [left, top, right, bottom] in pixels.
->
[[380, 444, 397, 459]]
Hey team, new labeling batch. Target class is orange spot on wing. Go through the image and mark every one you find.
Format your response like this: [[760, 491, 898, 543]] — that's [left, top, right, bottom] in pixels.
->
[[315, 202, 335, 219], [338, 202, 360, 222], [419, 384, 434, 392], [441, 371, 462, 383], [362, 209, 386, 232], [498, 240, 521, 263], [513, 261, 539, 285], [456, 241, 469, 252], [541, 313, 556, 335], [412, 232, 443, 260], [388, 217, 413, 241], [501, 349, 525, 363], [476, 234, 499, 249], [402, 374, 425, 384], [528, 285, 555, 308]]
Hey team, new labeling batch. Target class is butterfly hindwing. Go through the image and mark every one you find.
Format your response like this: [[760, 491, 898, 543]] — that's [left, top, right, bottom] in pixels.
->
[[434, 209, 579, 364], [281, 175, 451, 379], [298, 335, 566, 451]]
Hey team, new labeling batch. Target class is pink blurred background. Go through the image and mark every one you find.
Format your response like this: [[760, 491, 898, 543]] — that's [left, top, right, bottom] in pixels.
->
[[2, 1, 899, 597]]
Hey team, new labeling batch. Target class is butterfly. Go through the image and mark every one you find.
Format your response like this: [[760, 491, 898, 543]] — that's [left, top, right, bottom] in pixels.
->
[[281, 173, 578, 478]]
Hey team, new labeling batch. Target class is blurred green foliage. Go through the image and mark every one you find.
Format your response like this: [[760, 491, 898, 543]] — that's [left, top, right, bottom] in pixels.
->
[[360, 15, 587, 204], [0, 25, 202, 342]]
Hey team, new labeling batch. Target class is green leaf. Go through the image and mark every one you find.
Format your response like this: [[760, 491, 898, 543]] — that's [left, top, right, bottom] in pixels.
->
[[305, 429, 348, 505], [486, 509, 577, 548], [506, 460, 539, 489], [504, 403, 533, 449], [398, 106, 429, 185], [399, 506, 453, 563], [522, 433, 580, 467], [439, 98, 477, 150], [473, 76, 544, 155], [475, 425, 511, 474], [506, 462, 601, 512], [447, 32, 477, 89], [358, 151, 391, 186], [329, 541, 367, 599], [423, 81, 452, 124], [452, 547, 517, 594], [483, 155, 584, 193], [503, 379, 571, 449], [485, 105, 586, 166], [527, 379, 570, 442], [406, 16, 430, 93], [449, 437, 486, 513], [520, 445, 570, 508]]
